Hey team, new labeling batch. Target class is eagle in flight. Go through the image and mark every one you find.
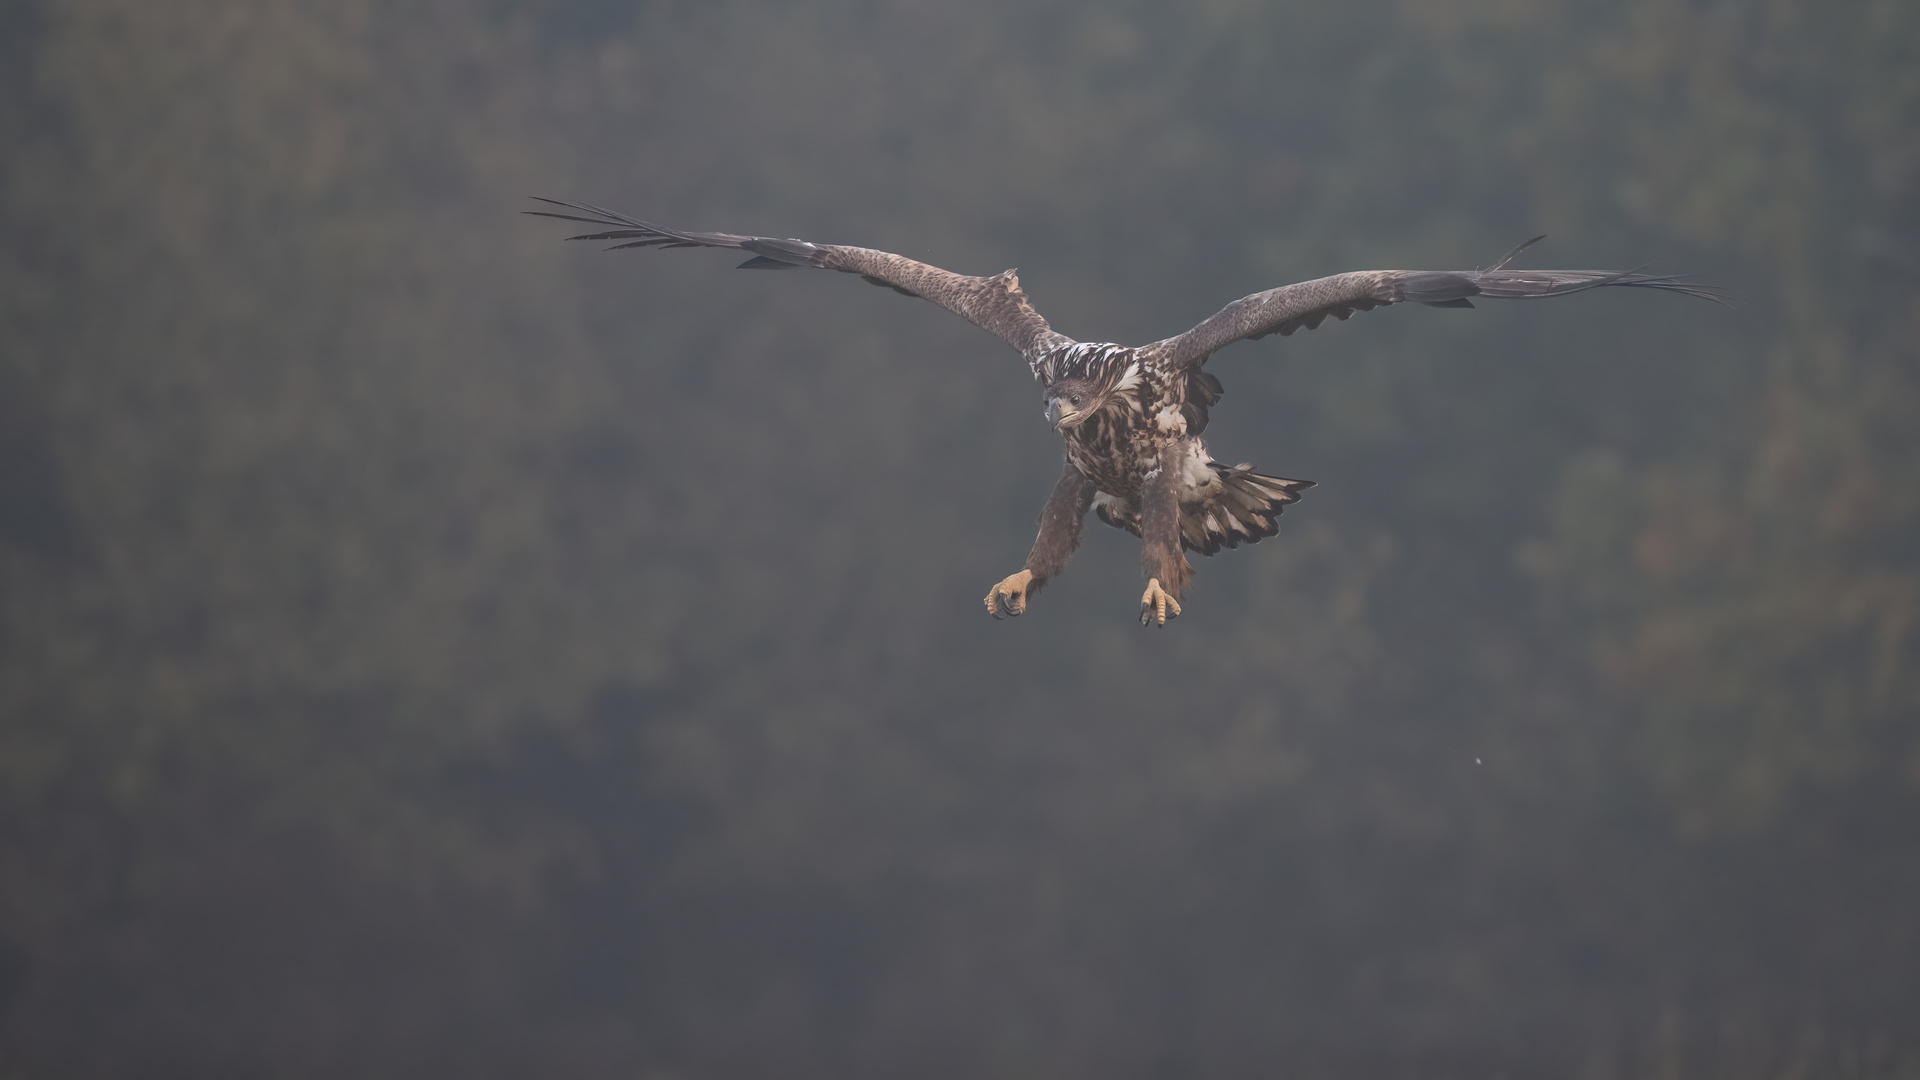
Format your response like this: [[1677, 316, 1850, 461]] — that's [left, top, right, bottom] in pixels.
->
[[529, 199, 1729, 626]]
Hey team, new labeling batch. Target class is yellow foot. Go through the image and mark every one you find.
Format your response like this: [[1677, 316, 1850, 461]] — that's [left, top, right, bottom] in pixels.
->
[[984, 569, 1035, 619], [1139, 578, 1182, 627]]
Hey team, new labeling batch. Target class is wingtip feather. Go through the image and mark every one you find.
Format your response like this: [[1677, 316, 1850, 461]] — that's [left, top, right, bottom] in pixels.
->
[[1487, 234, 1548, 272]]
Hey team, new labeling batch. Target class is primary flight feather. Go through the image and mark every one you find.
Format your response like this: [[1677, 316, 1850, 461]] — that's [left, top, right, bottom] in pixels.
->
[[528, 198, 1730, 626]]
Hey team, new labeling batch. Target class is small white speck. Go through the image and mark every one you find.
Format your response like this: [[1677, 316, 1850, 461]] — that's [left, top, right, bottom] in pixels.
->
[[1474, 757, 1482, 765]]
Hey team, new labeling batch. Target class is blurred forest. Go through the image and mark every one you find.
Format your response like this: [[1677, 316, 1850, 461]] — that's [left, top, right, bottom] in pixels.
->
[[2, 0, 1917, 1076]]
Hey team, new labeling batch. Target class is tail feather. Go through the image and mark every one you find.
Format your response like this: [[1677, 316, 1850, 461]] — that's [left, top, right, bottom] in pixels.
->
[[1093, 464, 1314, 555]]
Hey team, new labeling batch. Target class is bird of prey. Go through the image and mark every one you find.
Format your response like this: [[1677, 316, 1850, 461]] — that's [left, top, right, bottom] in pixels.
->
[[528, 198, 1729, 626]]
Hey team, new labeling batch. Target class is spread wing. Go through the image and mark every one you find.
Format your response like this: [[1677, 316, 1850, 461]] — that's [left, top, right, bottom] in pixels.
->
[[1146, 237, 1734, 369], [527, 198, 1073, 363]]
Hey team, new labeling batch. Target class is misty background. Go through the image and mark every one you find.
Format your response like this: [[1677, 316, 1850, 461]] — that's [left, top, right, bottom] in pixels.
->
[[2, 0, 1917, 1076]]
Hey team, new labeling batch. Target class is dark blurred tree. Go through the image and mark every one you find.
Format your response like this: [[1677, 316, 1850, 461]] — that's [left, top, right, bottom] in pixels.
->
[[2, 0, 1916, 1076], [1495, 0, 1920, 834]]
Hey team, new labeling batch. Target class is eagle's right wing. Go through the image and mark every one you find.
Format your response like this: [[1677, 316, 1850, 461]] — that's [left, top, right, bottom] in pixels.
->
[[527, 199, 1073, 365]]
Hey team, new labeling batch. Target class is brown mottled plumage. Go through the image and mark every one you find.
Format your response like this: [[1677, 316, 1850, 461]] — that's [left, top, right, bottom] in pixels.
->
[[528, 200, 1731, 626]]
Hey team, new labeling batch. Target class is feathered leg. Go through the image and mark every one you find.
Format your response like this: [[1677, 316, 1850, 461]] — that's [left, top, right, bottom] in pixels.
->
[[985, 462, 1096, 619], [1138, 444, 1193, 627]]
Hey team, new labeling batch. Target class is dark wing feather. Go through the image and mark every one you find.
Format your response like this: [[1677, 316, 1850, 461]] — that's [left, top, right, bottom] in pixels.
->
[[526, 198, 1072, 362], [1145, 239, 1734, 368]]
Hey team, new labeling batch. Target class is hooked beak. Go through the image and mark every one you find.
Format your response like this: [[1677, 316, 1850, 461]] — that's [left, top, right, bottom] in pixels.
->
[[1045, 398, 1064, 429]]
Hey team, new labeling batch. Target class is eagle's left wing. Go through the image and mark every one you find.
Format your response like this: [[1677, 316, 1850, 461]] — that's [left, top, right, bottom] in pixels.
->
[[1143, 238, 1733, 369], [527, 199, 1073, 364]]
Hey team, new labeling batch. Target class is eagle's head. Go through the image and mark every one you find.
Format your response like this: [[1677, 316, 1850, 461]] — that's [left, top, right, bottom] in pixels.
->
[[1038, 342, 1139, 430], [1043, 378, 1105, 430]]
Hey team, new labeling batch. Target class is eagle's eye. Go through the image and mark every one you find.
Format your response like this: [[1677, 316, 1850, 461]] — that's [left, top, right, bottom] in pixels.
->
[[1070, 393, 1085, 407]]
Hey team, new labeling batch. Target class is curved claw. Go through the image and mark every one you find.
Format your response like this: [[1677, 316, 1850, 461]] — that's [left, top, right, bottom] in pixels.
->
[[984, 569, 1035, 620], [1139, 578, 1182, 627]]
